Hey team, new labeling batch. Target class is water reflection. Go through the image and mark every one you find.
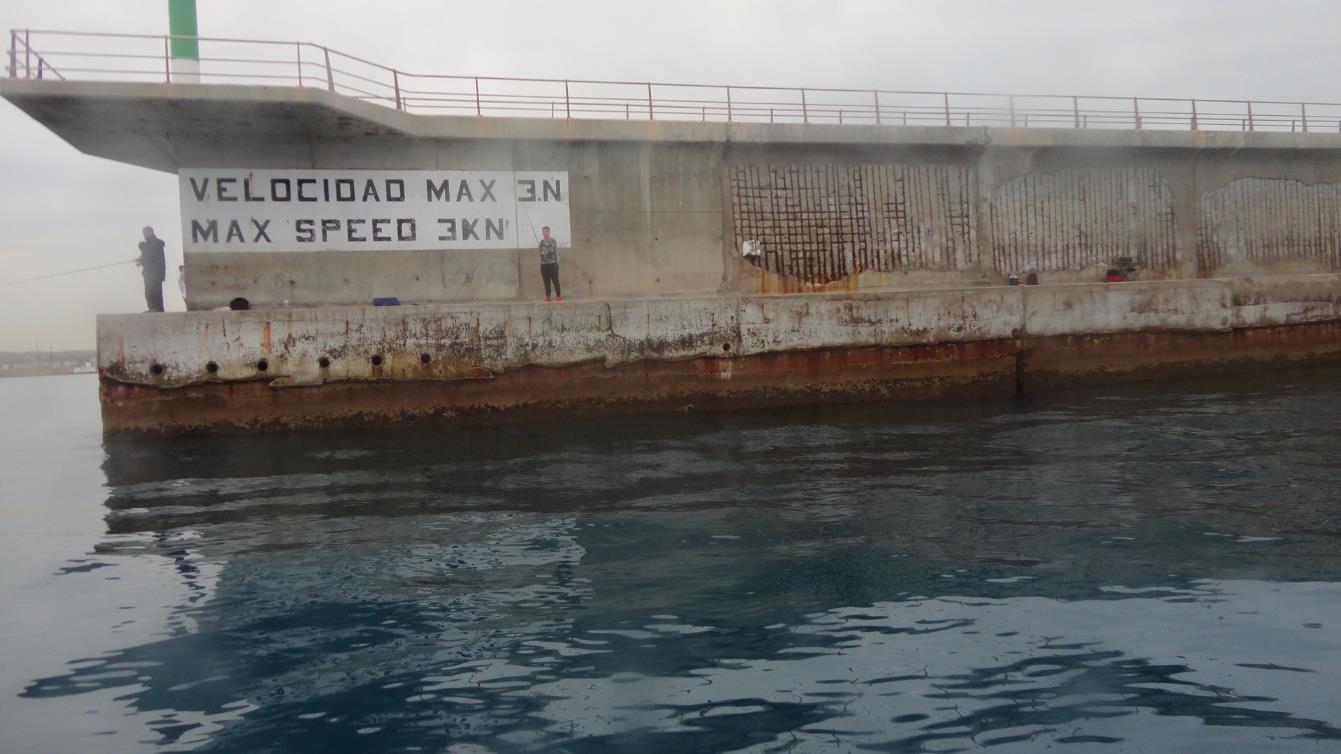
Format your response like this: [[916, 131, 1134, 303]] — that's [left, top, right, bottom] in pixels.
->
[[19, 370, 1341, 751]]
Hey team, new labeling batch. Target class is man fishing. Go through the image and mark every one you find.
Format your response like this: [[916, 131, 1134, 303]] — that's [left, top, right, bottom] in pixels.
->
[[137, 226, 166, 312]]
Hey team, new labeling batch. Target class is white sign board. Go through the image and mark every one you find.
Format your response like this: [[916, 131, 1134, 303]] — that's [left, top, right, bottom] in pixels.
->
[[178, 169, 570, 252]]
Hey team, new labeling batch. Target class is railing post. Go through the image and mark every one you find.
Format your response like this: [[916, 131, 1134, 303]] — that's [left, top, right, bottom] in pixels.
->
[[802, 88, 808, 124], [322, 46, 334, 92], [726, 86, 733, 122], [1008, 95, 1016, 127], [839, 109, 844, 124], [474, 76, 481, 116], [393, 70, 402, 111], [565, 79, 571, 119], [36, 56, 42, 79], [24, 29, 30, 78], [647, 82, 654, 120], [943, 91, 950, 126], [1072, 95, 1080, 128], [1190, 99, 1198, 131], [1133, 98, 1142, 129], [1246, 100, 1254, 132], [1301, 102, 1309, 133], [873, 90, 881, 125], [9, 30, 17, 78], [295, 43, 303, 87], [163, 35, 171, 83]]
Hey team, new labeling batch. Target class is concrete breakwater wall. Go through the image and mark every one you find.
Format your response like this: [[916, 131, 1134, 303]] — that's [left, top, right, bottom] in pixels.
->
[[9, 82, 1341, 431], [98, 274, 1341, 432], [170, 125, 1341, 307], [8, 82, 1341, 311]]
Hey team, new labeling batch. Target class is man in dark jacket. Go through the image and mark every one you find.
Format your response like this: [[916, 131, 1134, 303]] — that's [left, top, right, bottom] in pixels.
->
[[538, 225, 561, 302], [137, 226, 166, 312]]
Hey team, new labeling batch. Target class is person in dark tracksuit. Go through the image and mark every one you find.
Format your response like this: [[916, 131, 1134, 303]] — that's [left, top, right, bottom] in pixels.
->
[[137, 226, 166, 312], [538, 225, 561, 302]]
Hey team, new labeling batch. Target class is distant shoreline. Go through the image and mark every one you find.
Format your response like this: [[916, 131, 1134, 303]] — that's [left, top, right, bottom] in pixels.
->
[[0, 351, 97, 379], [0, 367, 97, 380]]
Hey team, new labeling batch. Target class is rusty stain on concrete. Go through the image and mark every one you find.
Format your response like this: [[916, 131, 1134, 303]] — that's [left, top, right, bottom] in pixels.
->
[[93, 275, 1341, 434], [97, 321, 1341, 435]]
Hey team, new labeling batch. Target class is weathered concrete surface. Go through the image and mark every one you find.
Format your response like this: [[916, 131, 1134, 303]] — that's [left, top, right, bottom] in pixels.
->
[[1199, 178, 1341, 274], [11, 79, 1341, 432], [97, 275, 1341, 433], [99, 342, 1022, 434], [9, 80, 1341, 156], [9, 79, 1341, 312], [990, 167, 1177, 275], [1021, 279, 1231, 337], [97, 287, 1024, 388], [1230, 274, 1341, 327], [1020, 324, 1341, 393]]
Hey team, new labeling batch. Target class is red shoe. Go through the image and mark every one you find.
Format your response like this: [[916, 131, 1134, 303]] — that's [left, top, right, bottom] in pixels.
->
[[545, 296, 551, 303], [556, 296, 562, 302]]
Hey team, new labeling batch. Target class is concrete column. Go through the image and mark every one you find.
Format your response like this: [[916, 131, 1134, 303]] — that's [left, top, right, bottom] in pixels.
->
[[974, 146, 998, 276], [1165, 153, 1203, 278]]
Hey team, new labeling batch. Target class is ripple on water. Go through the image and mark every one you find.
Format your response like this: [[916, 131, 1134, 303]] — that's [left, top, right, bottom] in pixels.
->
[[6, 370, 1341, 752]]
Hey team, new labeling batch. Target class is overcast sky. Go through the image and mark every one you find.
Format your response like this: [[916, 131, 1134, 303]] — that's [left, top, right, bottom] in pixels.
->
[[0, 0, 1336, 350]]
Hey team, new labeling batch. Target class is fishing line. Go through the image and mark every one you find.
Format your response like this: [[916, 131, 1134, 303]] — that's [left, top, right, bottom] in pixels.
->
[[0, 258, 139, 287]]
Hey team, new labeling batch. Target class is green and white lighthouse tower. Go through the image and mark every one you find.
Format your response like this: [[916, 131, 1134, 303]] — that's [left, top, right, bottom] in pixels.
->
[[167, 0, 199, 83]]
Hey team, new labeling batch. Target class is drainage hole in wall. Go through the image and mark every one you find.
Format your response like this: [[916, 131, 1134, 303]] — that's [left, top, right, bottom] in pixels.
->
[[256, 359, 269, 372], [371, 354, 384, 367], [149, 363, 164, 376], [318, 357, 331, 369], [722, 343, 732, 353], [205, 361, 219, 374], [419, 353, 432, 364]]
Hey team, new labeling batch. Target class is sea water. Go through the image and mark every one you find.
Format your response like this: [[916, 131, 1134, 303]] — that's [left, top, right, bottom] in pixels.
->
[[2, 371, 1340, 752]]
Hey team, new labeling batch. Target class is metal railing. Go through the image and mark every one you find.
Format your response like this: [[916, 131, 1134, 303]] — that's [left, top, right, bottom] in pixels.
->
[[9, 28, 1341, 133]]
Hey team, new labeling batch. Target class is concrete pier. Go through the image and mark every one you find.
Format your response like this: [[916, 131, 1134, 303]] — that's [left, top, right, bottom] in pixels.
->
[[96, 274, 1341, 433], [6, 79, 1341, 432]]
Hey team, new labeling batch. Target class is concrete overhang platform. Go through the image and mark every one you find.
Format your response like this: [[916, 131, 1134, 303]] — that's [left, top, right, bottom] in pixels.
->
[[9, 79, 1341, 174]]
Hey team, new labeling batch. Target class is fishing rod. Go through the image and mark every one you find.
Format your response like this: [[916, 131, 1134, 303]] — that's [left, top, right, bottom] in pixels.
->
[[0, 258, 140, 287], [516, 199, 541, 244]]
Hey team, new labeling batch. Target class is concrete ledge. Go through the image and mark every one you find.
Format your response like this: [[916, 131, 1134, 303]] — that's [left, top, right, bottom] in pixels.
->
[[97, 321, 1341, 434], [1022, 279, 1232, 337], [99, 339, 1023, 434], [98, 275, 1341, 391], [1228, 274, 1341, 328]]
